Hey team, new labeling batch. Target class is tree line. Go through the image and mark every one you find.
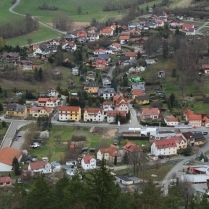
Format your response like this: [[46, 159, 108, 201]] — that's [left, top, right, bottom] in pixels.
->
[[1, 159, 209, 209], [0, 14, 39, 39], [38, 2, 59, 10]]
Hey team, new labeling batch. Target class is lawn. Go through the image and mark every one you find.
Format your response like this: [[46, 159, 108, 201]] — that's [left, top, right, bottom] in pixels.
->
[[30, 125, 113, 161], [0, 122, 10, 141], [5, 26, 61, 47], [199, 27, 209, 33], [114, 161, 178, 181], [14, 0, 127, 23]]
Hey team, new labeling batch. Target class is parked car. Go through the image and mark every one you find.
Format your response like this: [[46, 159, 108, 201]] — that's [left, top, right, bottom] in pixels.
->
[[202, 131, 208, 135]]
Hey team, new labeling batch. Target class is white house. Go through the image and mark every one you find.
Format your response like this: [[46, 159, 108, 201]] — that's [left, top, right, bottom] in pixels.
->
[[51, 161, 61, 172], [107, 110, 126, 123], [185, 28, 195, 36], [47, 88, 59, 97], [72, 67, 79, 75], [28, 161, 52, 174], [83, 108, 104, 122], [33, 45, 50, 56], [45, 98, 58, 108], [81, 156, 96, 170], [151, 138, 177, 156], [97, 146, 122, 162], [115, 98, 129, 113], [145, 59, 156, 64], [0, 147, 22, 172], [164, 116, 179, 126], [98, 88, 115, 99], [110, 43, 121, 52]]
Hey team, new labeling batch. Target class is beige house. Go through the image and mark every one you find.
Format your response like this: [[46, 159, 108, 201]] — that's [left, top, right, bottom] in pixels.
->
[[30, 107, 53, 118]]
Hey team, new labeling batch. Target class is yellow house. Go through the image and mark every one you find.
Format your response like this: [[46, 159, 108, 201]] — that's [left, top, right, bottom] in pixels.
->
[[136, 95, 149, 105], [83, 82, 99, 94], [59, 106, 81, 121], [6, 103, 27, 117], [30, 107, 53, 118]]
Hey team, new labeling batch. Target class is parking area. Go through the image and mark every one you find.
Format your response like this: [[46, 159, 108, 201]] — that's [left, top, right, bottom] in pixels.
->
[[11, 131, 25, 150]]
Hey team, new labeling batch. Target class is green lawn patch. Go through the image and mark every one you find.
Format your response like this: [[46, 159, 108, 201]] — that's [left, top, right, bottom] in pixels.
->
[[5, 25, 61, 46], [0, 1, 18, 23], [30, 125, 113, 161], [199, 27, 209, 33], [0, 122, 11, 141]]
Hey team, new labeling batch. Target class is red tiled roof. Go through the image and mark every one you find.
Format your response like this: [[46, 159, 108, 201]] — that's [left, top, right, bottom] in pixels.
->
[[153, 138, 177, 149], [119, 35, 130, 40], [38, 97, 56, 103], [125, 51, 137, 57], [99, 147, 121, 157], [83, 155, 95, 164], [123, 142, 142, 153], [94, 49, 105, 53], [0, 177, 12, 183], [101, 28, 113, 34], [202, 64, 209, 69], [29, 161, 47, 170], [184, 109, 202, 121], [103, 101, 113, 105], [84, 108, 103, 114], [107, 110, 126, 117], [182, 23, 194, 30], [30, 107, 52, 113], [59, 106, 80, 112], [141, 108, 159, 116], [0, 147, 22, 166], [112, 42, 121, 48], [165, 117, 178, 122], [132, 89, 144, 96], [95, 59, 107, 65], [113, 93, 121, 101]]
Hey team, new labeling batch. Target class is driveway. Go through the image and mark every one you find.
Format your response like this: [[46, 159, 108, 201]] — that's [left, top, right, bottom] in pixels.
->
[[11, 131, 26, 150]]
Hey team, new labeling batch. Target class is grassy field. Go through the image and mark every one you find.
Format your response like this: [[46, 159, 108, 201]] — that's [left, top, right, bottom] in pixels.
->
[[199, 27, 209, 33], [0, 122, 10, 141], [30, 125, 113, 161], [14, 0, 126, 23], [5, 26, 61, 46], [115, 161, 179, 181]]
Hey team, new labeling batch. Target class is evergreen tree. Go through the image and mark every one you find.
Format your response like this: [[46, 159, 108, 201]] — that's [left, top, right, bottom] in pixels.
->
[[0, 86, 2, 93], [0, 103, 3, 111], [162, 40, 169, 59], [38, 68, 43, 81], [168, 93, 175, 108], [2, 121, 6, 128], [171, 68, 177, 77], [26, 175, 53, 209], [34, 67, 38, 80], [175, 27, 180, 35], [12, 157, 21, 176], [146, 5, 149, 12], [86, 158, 120, 209]]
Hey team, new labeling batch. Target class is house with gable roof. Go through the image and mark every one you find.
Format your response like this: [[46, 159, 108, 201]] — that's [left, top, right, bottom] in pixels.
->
[[125, 51, 137, 60], [0, 147, 22, 171], [164, 116, 179, 126], [93, 48, 105, 55], [0, 177, 12, 187], [115, 97, 129, 113], [141, 108, 160, 120], [95, 59, 107, 70], [110, 42, 121, 52], [83, 108, 104, 122], [184, 109, 202, 127], [6, 103, 27, 118], [76, 30, 87, 38], [202, 63, 209, 74], [107, 110, 126, 123], [81, 156, 96, 170], [98, 87, 115, 99], [151, 138, 177, 156], [47, 87, 59, 97], [100, 27, 114, 36], [102, 101, 113, 118], [119, 35, 130, 44], [33, 44, 50, 56], [30, 106, 53, 118], [97, 145, 122, 162], [38, 97, 59, 108], [28, 161, 52, 174], [123, 141, 142, 154], [59, 106, 81, 121]]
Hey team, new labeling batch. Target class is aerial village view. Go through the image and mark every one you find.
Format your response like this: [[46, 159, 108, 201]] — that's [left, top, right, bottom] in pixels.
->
[[1, 0, 209, 208]]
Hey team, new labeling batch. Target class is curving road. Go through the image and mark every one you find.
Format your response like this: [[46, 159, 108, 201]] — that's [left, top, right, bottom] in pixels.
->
[[9, 0, 66, 35]]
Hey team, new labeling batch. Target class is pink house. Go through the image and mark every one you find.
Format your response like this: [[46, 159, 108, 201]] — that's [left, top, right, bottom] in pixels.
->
[[141, 108, 160, 119]]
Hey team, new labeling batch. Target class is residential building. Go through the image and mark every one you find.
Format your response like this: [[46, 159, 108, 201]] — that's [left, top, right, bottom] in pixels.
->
[[132, 83, 145, 91], [192, 132, 206, 146], [29, 107, 53, 118], [181, 132, 195, 146], [164, 116, 179, 126], [110, 43, 121, 51], [201, 64, 209, 74], [151, 138, 177, 156], [145, 59, 156, 64], [47, 88, 59, 97], [2, 52, 20, 63], [72, 67, 79, 75], [115, 97, 129, 113], [83, 108, 104, 122], [100, 27, 114, 36], [33, 44, 50, 56], [81, 156, 96, 170], [0, 147, 22, 172], [119, 35, 130, 44], [102, 78, 111, 87], [185, 28, 195, 35], [93, 48, 105, 55], [98, 88, 115, 99], [38, 97, 58, 107], [0, 177, 12, 187], [95, 59, 107, 70], [107, 110, 126, 123], [28, 161, 52, 174], [83, 82, 99, 94], [18, 60, 33, 70], [141, 108, 160, 119], [102, 101, 113, 118], [97, 145, 122, 162], [131, 89, 144, 99], [123, 141, 142, 153], [184, 109, 202, 127], [76, 30, 87, 38], [182, 23, 194, 31], [97, 54, 110, 62], [59, 106, 81, 121], [125, 51, 137, 60], [136, 95, 149, 105], [6, 103, 27, 118]]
